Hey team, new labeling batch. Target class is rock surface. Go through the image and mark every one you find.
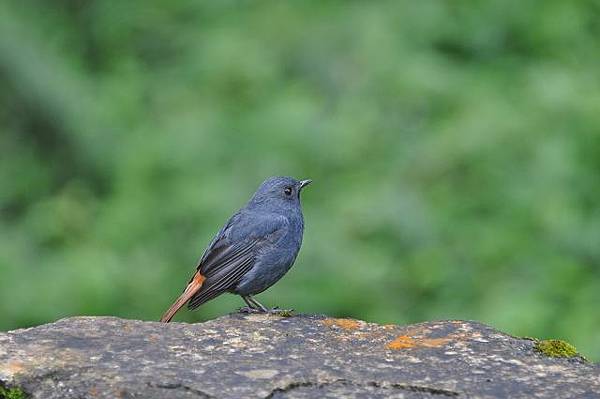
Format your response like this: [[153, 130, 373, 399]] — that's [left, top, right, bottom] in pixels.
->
[[0, 314, 598, 398]]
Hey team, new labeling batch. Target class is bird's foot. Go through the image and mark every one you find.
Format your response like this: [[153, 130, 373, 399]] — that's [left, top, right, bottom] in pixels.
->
[[238, 306, 294, 316], [238, 306, 263, 314]]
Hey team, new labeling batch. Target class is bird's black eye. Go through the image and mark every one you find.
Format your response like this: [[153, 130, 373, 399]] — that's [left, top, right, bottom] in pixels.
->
[[284, 187, 293, 196]]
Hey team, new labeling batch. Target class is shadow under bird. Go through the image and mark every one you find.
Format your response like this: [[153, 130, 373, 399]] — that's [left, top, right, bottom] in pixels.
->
[[160, 176, 312, 322]]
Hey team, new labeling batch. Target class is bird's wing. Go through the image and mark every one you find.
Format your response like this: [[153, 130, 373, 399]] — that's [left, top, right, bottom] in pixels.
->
[[186, 212, 288, 310]]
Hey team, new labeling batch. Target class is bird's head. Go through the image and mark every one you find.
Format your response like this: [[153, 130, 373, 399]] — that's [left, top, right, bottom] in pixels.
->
[[248, 176, 312, 213]]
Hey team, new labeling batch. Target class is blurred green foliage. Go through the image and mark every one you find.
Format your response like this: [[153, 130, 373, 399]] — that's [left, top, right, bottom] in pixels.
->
[[1, 1, 600, 360]]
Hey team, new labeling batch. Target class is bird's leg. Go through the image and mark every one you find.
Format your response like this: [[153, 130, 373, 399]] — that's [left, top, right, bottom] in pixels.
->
[[246, 295, 269, 312], [239, 295, 294, 315], [248, 296, 294, 316], [239, 295, 262, 313], [242, 295, 255, 308]]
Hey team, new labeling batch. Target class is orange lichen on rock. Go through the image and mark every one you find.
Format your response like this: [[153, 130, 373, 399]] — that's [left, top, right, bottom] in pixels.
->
[[3, 361, 24, 374], [387, 335, 415, 349], [419, 337, 452, 348], [387, 335, 452, 350], [322, 318, 361, 330]]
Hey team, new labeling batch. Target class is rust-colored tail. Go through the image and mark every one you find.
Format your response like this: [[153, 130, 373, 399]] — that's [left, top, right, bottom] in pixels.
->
[[160, 272, 206, 323]]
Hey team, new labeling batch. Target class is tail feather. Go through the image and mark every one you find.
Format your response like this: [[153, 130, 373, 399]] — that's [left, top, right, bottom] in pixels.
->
[[160, 272, 206, 323]]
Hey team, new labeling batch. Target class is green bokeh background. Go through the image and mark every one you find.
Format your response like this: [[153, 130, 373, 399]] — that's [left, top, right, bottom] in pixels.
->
[[1, 1, 599, 360]]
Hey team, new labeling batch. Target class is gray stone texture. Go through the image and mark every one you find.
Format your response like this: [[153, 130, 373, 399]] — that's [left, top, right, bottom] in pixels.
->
[[1, 314, 598, 398]]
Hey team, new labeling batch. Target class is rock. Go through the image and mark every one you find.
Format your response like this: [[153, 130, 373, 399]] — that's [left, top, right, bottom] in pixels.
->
[[0, 314, 598, 398]]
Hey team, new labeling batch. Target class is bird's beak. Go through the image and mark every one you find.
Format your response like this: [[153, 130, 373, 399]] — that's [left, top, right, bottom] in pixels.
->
[[299, 179, 312, 189]]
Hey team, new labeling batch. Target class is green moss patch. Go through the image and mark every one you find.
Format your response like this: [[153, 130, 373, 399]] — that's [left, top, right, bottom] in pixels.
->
[[534, 339, 579, 358], [0, 385, 28, 399]]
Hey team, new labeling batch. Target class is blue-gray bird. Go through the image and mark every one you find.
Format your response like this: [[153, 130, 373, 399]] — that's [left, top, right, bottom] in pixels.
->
[[160, 176, 312, 322]]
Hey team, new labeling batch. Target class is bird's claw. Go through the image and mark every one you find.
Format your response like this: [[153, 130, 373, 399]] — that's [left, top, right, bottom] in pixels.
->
[[238, 306, 262, 314], [238, 306, 294, 317]]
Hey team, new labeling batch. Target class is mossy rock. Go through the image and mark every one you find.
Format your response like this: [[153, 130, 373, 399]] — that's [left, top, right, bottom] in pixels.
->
[[0, 385, 28, 399], [534, 339, 579, 358]]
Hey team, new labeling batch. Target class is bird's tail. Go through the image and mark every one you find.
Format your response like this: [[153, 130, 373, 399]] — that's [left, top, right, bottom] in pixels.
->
[[160, 272, 206, 323]]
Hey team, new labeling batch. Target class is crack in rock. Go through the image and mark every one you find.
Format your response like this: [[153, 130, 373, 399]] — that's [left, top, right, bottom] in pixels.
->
[[147, 382, 215, 398], [370, 381, 459, 397], [265, 379, 459, 398]]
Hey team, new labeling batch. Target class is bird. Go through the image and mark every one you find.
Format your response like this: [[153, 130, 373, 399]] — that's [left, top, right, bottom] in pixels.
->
[[160, 176, 312, 322]]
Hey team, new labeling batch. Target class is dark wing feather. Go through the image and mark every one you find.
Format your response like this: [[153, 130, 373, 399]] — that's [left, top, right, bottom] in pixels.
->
[[186, 212, 287, 310], [188, 254, 255, 309], [199, 237, 258, 277]]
